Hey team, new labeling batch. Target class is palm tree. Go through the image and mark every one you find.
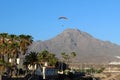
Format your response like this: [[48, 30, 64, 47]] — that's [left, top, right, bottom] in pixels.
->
[[7, 34, 19, 63], [9, 42, 19, 65], [0, 33, 33, 75], [48, 53, 58, 66], [70, 52, 76, 67], [61, 52, 76, 68], [61, 52, 70, 64], [38, 50, 49, 63], [24, 52, 38, 66], [38, 50, 58, 66], [0, 33, 9, 62], [19, 34, 33, 55], [70, 52, 76, 58], [0, 33, 10, 74], [23, 52, 38, 71], [0, 33, 8, 44]]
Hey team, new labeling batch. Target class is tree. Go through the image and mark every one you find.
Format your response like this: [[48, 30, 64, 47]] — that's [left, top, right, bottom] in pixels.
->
[[0, 33, 33, 75], [38, 50, 58, 66], [47, 53, 58, 66], [61, 52, 76, 69], [61, 52, 70, 64], [0, 33, 8, 44], [19, 34, 33, 55], [0, 33, 9, 62], [70, 52, 76, 58], [9, 42, 19, 65], [70, 52, 76, 64], [23, 52, 38, 72], [8, 34, 19, 63], [24, 52, 38, 66]]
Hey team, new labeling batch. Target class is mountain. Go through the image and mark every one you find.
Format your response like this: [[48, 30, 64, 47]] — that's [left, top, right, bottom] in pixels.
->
[[28, 28, 120, 63]]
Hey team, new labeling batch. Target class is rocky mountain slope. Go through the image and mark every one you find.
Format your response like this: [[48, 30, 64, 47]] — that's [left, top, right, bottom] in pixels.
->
[[28, 29, 120, 63]]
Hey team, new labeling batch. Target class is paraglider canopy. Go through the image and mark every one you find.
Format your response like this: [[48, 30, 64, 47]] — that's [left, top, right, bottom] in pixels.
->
[[58, 16, 68, 20]]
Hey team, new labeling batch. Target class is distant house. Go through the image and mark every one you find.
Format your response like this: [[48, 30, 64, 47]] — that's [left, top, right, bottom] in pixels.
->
[[109, 61, 120, 65]]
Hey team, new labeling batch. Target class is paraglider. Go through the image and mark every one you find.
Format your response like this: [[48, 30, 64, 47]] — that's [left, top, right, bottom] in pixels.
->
[[58, 16, 68, 27]]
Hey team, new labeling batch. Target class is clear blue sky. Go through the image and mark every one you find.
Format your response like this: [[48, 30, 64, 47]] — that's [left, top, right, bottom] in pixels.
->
[[0, 0, 120, 44]]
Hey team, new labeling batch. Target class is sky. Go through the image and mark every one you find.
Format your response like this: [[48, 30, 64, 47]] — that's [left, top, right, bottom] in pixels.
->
[[0, 0, 120, 44]]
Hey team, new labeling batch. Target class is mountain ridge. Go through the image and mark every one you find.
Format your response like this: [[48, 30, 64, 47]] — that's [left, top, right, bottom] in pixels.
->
[[28, 28, 120, 63]]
